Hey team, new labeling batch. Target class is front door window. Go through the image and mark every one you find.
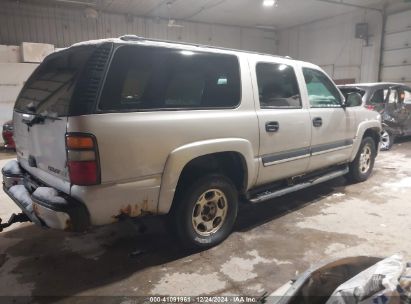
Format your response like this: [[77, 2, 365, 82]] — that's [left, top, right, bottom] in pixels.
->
[[303, 68, 342, 108]]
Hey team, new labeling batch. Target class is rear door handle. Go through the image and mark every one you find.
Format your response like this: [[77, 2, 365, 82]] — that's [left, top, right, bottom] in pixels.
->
[[266, 121, 279, 132], [313, 117, 322, 127]]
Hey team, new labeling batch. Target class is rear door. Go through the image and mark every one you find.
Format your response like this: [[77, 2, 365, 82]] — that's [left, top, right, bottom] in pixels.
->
[[13, 45, 105, 192], [301, 67, 357, 172], [250, 58, 311, 186]]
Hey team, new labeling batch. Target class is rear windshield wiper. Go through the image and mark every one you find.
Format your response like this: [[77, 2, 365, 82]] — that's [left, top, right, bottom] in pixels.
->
[[22, 112, 62, 127]]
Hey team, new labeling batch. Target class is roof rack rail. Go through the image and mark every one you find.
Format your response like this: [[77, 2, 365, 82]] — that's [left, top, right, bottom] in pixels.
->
[[117, 35, 291, 60]]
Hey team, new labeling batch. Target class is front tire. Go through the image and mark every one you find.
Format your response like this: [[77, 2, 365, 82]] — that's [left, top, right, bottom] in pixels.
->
[[171, 174, 238, 250], [380, 128, 394, 151], [347, 137, 376, 183]]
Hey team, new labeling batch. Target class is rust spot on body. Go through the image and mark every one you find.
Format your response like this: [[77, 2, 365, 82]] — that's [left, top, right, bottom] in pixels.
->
[[32, 203, 39, 216], [113, 199, 154, 221], [64, 219, 72, 231]]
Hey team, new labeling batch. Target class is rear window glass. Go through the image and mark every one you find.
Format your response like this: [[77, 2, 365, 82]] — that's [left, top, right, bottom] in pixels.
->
[[99, 45, 241, 111], [14, 46, 95, 117]]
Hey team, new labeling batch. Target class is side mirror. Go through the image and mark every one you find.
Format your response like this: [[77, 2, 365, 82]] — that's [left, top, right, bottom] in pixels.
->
[[345, 92, 363, 107]]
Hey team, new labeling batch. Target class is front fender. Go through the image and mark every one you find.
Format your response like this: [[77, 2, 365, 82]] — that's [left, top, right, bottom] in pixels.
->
[[349, 120, 381, 162], [157, 138, 257, 214]]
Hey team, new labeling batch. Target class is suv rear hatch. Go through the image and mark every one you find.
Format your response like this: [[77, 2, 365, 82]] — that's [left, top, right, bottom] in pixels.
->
[[13, 43, 112, 192]]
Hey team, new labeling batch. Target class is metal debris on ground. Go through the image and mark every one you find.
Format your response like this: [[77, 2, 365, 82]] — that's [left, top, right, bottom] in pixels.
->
[[327, 254, 411, 304]]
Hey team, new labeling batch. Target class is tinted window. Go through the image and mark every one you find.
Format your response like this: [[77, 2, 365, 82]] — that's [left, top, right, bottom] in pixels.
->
[[303, 68, 342, 107], [368, 89, 387, 105], [14, 46, 95, 116], [256, 63, 301, 108], [99, 46, 241, 111]]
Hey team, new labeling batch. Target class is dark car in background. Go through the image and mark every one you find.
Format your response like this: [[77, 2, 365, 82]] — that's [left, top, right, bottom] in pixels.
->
[[2, 120, 15, 150], [339, 83, 411, 151]]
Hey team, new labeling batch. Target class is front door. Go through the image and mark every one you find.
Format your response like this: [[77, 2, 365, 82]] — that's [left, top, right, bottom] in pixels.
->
[[301, 68, 357, 172], [252, 59, 312, 186], [384, 86, 409, 134]]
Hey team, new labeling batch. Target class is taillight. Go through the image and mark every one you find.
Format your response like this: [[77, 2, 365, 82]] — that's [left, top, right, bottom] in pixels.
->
[[365, 105, 375, 111], [66, 133, 100, 186]]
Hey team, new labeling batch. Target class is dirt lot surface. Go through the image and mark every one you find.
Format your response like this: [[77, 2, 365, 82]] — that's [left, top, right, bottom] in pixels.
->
[[0, 140, 410, 303]]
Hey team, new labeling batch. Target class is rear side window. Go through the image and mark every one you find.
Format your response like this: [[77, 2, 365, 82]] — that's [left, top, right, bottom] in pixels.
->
[[256, 63, 301, 109], [99, 46, 241, 111]]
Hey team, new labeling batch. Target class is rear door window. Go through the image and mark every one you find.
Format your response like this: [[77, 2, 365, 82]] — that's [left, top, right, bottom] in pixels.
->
[[256, 63, 301, 109], [99, 46, 241, 111]]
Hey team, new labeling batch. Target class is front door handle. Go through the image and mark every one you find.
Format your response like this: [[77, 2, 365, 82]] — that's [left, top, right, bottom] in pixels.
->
[[313, 117, 322, 127], [266, 121, 279, 132]]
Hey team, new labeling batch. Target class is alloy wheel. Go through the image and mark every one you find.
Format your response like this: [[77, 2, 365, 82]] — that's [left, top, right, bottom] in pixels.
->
[[359, 144, 372, 174], [192, 189, 228, 236], [380, 130, 390, 150]]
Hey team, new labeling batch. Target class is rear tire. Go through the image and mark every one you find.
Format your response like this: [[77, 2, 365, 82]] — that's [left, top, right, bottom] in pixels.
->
[[380, 128, 394, 151], [171, 174, 238, 250], [347, 137, 376, 183]]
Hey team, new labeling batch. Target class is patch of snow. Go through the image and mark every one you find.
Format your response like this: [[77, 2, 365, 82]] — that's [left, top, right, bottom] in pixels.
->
[[245, 283, 265, 293], [382, 177, 411, 191], [150, 272, 226, 296], [220, 250, 291, 282], [35, 206, 69, 229], [9, 185, 33, 211], [32, 187, 66, 204], [2, 160, 22, 175], [331, 192, 345, 198]]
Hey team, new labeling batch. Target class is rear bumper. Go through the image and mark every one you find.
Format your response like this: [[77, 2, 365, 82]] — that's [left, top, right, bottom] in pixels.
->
[[2, 160, 90, 232]]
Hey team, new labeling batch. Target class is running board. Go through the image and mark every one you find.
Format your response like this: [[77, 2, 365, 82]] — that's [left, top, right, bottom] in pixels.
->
[[249, 167, 349, 204]]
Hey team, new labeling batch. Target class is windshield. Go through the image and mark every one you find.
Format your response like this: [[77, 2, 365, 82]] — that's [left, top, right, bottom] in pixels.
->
[[14, 46, 96, 117]]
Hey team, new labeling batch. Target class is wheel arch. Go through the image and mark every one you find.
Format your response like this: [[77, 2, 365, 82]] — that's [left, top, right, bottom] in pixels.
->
[[363, 128, 381, 151], [157, 138, 257, 214], [350, 122, 381, 162]]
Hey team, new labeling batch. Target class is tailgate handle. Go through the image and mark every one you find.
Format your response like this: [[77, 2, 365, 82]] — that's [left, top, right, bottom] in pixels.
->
[[266, 121, 279, 132]]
